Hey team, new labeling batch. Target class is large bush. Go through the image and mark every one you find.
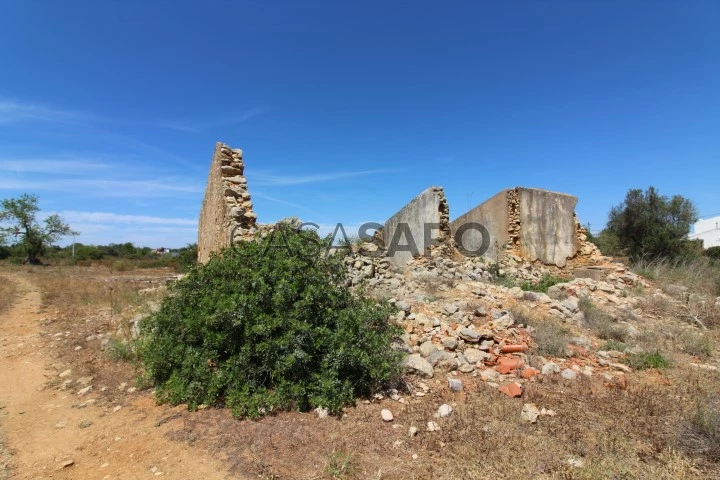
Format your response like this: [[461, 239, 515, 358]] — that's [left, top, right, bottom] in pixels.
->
[[605, 186, 698, 261], [140, 227, 403, 418], [706, 246, 720, 262]]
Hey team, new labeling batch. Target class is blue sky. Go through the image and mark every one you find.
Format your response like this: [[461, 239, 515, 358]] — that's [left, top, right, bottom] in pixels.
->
[[1, 1, 718, 247]]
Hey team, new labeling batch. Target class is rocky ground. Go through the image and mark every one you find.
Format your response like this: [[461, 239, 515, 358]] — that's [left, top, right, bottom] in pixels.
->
[[1, 255, 719, 478]]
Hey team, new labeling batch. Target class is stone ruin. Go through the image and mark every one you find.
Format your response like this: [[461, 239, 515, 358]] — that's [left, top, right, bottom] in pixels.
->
[[198, 142, 602, 270], [197, 143, 258, 264], [380, 186, 454, 268], [450, 187, 596, 268], [194, 142, 716, 412]]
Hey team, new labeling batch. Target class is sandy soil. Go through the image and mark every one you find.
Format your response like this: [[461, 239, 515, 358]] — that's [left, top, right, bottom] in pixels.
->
[[0, 273, 239, 480]]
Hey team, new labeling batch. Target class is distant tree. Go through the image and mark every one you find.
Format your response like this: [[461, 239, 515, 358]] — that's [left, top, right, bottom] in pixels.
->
[[73, 243, 104, 261], [588, 229, 623, 257], [0, 194, 77, 264], [605, 186, 698, 261], [176, 243, 198, 271]]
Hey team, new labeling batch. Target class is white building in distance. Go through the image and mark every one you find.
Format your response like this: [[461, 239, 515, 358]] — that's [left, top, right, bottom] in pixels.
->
[[690, 216, 720, 249]]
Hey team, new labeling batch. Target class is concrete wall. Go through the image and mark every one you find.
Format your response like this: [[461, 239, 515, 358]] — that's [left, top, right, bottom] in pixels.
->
[[383, 186, 451, 268], [449, 191, 509, 262], [197, 142, 257, 264], [517, 188, 578, 267], [451, 187, 580, 267]]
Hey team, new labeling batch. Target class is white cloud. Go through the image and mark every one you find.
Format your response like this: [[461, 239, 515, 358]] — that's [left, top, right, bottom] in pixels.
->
[[151, 107, 269, 132], [0, 177, 203, 197], [0, 99, 80, 124], [0, 158, 110, 173], [58, 211, 197, 226], [248, 169, 394, 187], [49, 211, 198, 248]]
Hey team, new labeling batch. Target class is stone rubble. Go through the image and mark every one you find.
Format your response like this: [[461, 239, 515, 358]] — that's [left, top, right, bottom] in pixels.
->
[[339, 242, 684, 413], [193, 144, 720, 433]]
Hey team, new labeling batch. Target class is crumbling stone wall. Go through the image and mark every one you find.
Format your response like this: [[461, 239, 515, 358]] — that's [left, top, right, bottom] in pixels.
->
[[451, 187, 588, 268], [382, 187, 453, 268], [516, 187, 578, 267], [197, 142, 257, 264], [450, 190, 509, 262], [507, 188, 521, 248]]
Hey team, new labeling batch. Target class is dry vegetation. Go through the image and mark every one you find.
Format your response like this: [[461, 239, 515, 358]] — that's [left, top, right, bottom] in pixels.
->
[[18, 265, 171, 397], [0, 275, 17, 316], [634, 257, 720, 328], [3, 260, 720, 478], [0, 273, 16, 479], [0, 436, 10, 480]]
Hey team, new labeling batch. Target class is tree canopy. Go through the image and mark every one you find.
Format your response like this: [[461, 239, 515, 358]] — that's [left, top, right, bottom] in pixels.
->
[[0, 193, 76, 264], [605, 186, 698, 261]]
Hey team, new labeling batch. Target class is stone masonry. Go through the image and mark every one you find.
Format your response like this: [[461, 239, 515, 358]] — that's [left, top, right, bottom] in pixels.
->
[[382, 187, 453, 268], [451, 187, 581, 268], [197, 142, 257, 264]]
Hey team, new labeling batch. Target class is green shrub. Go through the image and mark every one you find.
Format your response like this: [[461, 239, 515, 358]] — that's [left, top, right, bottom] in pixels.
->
[[139, 227, 403, 418], [519, 273, 566, 293], [176, 243, 198, 272], [107, 338, 137, 361], [488, 262, 516, 288], [705, 246, 720, 261], [110, 259, 133, 272], [602, 339, 628, 352], [626, 351, 671, 370]]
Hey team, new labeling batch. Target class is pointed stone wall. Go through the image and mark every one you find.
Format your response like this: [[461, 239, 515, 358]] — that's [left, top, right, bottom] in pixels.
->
[[382, 186, 453, 268], [197, 142, 257, 264]]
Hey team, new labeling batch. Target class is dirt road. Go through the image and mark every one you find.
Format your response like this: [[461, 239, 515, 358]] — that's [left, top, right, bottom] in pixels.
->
[[0, 274, 233, 480]]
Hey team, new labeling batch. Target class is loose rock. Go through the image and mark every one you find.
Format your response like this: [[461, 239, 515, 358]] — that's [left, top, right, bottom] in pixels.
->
[[521, 403, 540, 423], [381, 409, 394, 422]]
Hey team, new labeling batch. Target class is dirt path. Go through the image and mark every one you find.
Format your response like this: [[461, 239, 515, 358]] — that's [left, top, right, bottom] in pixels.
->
[[0, 274, 235, 480]]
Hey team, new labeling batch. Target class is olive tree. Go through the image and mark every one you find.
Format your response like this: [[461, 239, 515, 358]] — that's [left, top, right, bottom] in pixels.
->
[[605, 186, 697, 261], [0, 193, 76, 264]]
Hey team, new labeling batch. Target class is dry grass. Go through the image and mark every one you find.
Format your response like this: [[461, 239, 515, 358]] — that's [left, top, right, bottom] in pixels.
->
[[634, 257, 720, 328], [17, 265, 170, 396], [0, 273, 19, 478], [0, 276, 17, 315], [579, 296, 632, 342], [513, 306, 571, 357], [26, 265, 167, 319], [633, 257, 720, 297], [0, 433, 11, 480], [6, 264, 720, 478], [158, 368, 719, 479], [680, 393, 720, 462]]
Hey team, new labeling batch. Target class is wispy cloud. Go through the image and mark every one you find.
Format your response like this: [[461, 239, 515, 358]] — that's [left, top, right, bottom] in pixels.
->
[[0, 99, 82, 125], [0, 158, 110, 173], [151, 107, 269, 133], [46, 211, 198, 247], [252, 191, 329, 220], [57, 211, 197, 226], [248, 169, 394, 187], [0, 177, 203, 197]]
